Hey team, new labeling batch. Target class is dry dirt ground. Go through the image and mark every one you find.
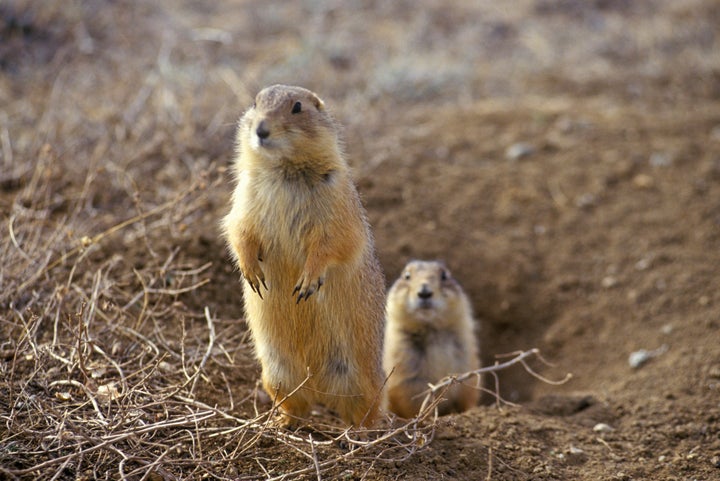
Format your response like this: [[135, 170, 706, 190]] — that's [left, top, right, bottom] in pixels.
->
[[2, 0, 720, 479]]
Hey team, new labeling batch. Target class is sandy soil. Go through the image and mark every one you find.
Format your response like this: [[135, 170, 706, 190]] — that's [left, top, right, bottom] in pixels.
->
[[2, 0, 719, 479]]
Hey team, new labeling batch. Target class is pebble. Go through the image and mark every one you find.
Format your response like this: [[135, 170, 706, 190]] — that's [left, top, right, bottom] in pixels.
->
[[628, 350, 652, 368], [602, 276, 618, 288], [505, 142, 535, 160], [593, 423, 614, 432], [632, 174, 654, 188], [628, 344, 668, 368], [634, 256, 652, 271], [649, 151, 673, 167], [575, 193, 596, 208]]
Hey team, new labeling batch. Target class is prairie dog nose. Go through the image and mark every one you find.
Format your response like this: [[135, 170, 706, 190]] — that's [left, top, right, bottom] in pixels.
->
[[417, 284, 433, 299], [256, 120, 270, 139]]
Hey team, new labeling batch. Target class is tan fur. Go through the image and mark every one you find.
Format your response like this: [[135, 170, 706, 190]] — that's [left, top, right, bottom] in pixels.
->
[[383, 260, 480, 418], [222, 85, 386, 427]]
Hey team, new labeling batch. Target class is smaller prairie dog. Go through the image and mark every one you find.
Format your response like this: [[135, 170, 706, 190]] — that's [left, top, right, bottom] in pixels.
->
[[383, 260, 480, 418]]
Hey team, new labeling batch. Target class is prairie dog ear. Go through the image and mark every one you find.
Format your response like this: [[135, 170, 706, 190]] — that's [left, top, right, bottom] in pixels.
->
[[312, 94, 325, 111]]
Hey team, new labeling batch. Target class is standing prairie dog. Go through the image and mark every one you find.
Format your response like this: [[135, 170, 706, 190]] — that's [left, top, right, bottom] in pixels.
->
[[384, 260, 480, 418], [222, 85, 386, 427]]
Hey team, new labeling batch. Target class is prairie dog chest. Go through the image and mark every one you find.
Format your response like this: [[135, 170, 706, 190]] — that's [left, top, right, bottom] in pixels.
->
[[238, 168, 332, 248], [410, 329, 467, 379]]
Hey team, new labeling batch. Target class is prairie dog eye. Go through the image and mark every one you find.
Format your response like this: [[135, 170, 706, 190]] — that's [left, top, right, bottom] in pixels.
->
[[403, 272, 411, 281], [440, 269, 449, 281], [291, 101, 302, 114]]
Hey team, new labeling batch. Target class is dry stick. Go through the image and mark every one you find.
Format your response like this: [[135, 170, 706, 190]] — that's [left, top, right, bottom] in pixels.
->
[[180, 318, 190, 382], [596, 437, 614, 452], [159, 245, 180, 278], [189, 307, 216, 396], [7, 214, 33, 262], [144, 280, 211, 296], [309, 434, 322, 481], [485, 447, 493, 481], [427, 349, 571, 395], [18, 180, 201, 293], [75, 302, 91, 384], [171, 261, 213, 277], [132, 268, 151, 331], [548, 179, 568, 208]]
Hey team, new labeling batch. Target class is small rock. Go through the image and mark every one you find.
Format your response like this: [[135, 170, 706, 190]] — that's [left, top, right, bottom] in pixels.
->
[[632, 173, 654, 188], [602, 276, 618, 288], [699, 295, 710, 306], [569, 446, 584, 455], [629, 350, 652, 368], [649, 151, 673, 167], [658, 455, 667, 462], [505, 142, 535, 160], [629, 344, 668, 369], [661, 324, 673, 335], [708, 365, 720, 379], [634, 256, 653, 271], [575, 193, 596, 208], [593, 423, 614, 432]]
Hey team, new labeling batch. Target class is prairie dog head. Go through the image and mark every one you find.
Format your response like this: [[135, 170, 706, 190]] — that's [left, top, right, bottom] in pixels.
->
[[237, 84, 339, 167], [387, 260, 469, 328]]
